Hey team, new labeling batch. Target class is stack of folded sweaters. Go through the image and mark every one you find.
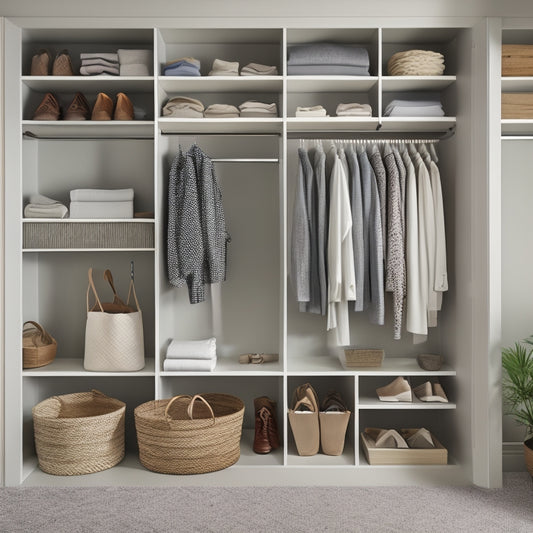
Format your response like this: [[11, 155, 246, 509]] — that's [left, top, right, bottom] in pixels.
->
[[204, 104, 240, 118], [163, 337, 217, 371], [24, 194, 68, 218], [162, 97, 278, 118], [80, 53, 119, 76], [387, 50, 445, 76], [335, 103, 372, 117], [241, 62, 278, 76], [384, 99, 444, 117], [295, 105, 328, 117], [163, 57, 201, 76], [239, 101, 278, 117], [163, 96, 205, 118], [208, 59, 239, 76], [287, 43, 370, 75], [69, 188, 134, 218]]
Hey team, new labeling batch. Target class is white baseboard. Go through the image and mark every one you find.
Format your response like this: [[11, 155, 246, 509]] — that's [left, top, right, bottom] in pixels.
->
[[503, 442, 527, 472]]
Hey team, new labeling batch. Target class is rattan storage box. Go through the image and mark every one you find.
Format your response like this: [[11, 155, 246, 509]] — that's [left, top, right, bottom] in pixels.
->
[[23, 221, 154, 249], [360, 432, 448, 465], [502, 44, 533, 76], [344, 348, 384, 367]]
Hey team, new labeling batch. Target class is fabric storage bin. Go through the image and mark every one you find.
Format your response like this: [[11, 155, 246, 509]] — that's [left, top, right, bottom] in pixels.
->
[[32, 390, 125, 475], [502, 44, 533, 76], [134, 393, 245, 474]]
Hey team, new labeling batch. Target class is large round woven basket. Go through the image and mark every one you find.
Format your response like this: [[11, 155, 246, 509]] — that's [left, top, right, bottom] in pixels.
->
[[32, 390, 125, 476], [134, 393, 245, 475]]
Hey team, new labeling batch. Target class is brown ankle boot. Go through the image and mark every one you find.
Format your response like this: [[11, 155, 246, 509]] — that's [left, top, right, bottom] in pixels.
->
[[52, 49, 74, 76], [114, 92, 134, 120], [30, 49, 51, 76], [32, 92, 61, 120], [253, 397, 280, 454], [91, 92, 114, 121], [64, 92, 90, 120]]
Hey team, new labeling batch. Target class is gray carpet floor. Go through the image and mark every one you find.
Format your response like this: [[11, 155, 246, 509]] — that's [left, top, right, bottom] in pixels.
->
[[1, 473, 532, 532]]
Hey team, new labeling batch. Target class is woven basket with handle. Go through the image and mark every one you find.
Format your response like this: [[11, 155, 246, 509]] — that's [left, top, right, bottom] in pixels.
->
[[135, 393, 245, 475], [23, 321, 57, 369], [32, 390, 125, 476]]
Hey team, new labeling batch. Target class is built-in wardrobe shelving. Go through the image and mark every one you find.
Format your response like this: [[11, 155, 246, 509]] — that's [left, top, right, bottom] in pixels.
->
[[3, 20, 495, 487]]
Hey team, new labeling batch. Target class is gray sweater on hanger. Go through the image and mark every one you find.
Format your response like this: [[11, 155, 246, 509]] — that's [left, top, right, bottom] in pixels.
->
[[368, 145, 387, 259]]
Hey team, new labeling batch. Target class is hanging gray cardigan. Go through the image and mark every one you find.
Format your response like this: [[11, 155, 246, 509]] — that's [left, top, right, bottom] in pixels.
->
[[167, 144, 230, 304]]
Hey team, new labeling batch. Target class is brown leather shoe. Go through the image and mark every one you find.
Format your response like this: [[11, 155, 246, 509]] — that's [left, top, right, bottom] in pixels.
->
[[31, 49, 51, 76], [32, 92, 61, 120], [253, 396, 280, 454], [91, 92, 114, 120], [64, 92, 90, 121], [52, 49, 74, 76], [114, 92, 134, 120]]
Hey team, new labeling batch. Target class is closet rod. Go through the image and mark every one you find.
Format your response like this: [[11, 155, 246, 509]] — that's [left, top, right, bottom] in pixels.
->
[[211, 158, 279, 163], [296, 137, 440, 144]]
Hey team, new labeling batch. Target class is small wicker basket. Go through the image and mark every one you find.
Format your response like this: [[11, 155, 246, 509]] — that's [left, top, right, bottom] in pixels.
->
[[23, 321, 57, 369], [32, 390, 125, 476], [135, 393, 245, 475], [344, 348, 384, 367]]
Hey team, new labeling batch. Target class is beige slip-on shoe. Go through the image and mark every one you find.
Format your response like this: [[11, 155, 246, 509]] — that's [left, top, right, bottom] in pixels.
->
[[401, 427, 435, 449], [413, 381, 449, 402], [375, 376, 412, 402], [31, 49, 51, 76], [365, 428, 408, 448], [52, 49, 74, 76]]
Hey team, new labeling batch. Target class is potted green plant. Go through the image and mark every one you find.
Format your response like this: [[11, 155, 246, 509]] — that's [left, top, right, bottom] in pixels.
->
[[502, 336, 533, 478]]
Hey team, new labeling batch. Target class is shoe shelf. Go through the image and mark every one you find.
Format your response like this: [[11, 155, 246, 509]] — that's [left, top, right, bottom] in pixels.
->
[[158, 76, 283, 93], [286, 440, 356, 467], [381, 75, 456, 91], [357, 396, 456, 409], [286, 76, 378, 92], [22, 120, 155, 138], [22, 76, 155, 93], [160, 358, 284, 376], [158, 117, 283, 134], [22, 357, 156, 377]]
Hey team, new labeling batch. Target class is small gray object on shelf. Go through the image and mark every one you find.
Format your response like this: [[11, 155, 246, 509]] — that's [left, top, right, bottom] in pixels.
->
[[417, 353, 443, 371]]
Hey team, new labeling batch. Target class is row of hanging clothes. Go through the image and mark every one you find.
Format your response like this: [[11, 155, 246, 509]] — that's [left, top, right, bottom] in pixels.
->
[[290, 138, 448, 345]]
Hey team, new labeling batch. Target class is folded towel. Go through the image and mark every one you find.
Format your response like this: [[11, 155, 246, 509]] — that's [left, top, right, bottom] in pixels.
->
[[240, 62, 278, 76], [204, 104, 240, 118], [70, 188, 134, 202], [24, 201, 68, 219], [70, 200, 133, 219], [166, 337, 217, 359], [118, 49, 151, 76], [81, 58, 122, 69], [80, 53, 119, 63], [162, 96, 205, 118], [384, 99, 444, 117], [295, 105, 327, 117], [288, 43, 370, 67], [29, 194, 62, 206], [209, 58, 239, 76], [163, 357, 217, 372], [336, 103, 372, 117], [287, 64, 369, 76], [239, 101, 278, 117], [80, 65, 119, 76]]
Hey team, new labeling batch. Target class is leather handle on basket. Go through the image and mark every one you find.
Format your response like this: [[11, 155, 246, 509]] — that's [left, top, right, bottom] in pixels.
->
[[164, 394, 215, 425], [23, 321, 53, 344], [86, 268, 104, 313], [103, 269, 119, 298]]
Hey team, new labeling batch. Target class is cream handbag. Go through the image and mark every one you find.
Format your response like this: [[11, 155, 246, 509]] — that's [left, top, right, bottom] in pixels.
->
[[84, 267, 145, 371]]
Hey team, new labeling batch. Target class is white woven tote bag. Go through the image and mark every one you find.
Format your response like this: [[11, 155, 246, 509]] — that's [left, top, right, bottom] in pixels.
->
[[84, 268, 145, 371]]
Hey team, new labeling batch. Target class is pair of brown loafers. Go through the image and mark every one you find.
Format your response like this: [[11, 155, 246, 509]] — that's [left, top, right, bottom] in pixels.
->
[[31, 49, 74, 76], [32, 92, 134, 121]]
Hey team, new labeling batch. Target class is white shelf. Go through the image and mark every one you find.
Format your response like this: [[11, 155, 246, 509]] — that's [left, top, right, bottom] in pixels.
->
[[158, 117, 282, 134], [160, 357, 283, 376], [288, 356, 456, 376], [286, 440, 355, 467], [23, 248, 156, 252], [286, 117, 379, 132], [286, 76, 378, 93], [358, 396, 456, 409], [22, 121, 155, 138], [23, 218, 154, 223], [22, 76, 155, 93], [501, 119, 533, 135], [158, 76, 283, 93], [23, 357, 156, 377], [501, 76, 533, 92], [379, 117, 456, 132], [381, 75, 456, 91]]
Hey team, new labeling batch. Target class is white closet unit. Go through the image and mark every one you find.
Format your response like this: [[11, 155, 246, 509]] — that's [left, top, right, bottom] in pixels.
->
[[2, 18, 500, 488]]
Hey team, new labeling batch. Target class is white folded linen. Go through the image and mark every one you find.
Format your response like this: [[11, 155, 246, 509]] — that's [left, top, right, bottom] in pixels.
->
[[24, 202, 68, 219], [69, 200, 133, 218], [118, 49, 151, 76], [29, 193, 61, 205], [336, 103, 372, 117], [239, 101, 278, 117], [240, 62, 278, 76], [163, 357, 217, 372], [204, 104, 240, 118], [386, 105, 444, 117], [166, 337, 217, 359], [70, 188, 134, 202], [295, 105, 327, 117]]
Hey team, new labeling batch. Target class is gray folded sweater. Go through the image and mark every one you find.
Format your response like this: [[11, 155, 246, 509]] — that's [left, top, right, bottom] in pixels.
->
[[287, 43, 370, 67]]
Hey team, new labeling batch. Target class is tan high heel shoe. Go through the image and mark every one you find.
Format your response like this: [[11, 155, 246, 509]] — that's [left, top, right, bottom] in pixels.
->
[[375, 376, 412, 402]]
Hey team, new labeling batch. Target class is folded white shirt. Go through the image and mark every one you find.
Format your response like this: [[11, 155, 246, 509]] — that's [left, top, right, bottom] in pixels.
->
[[166, 337, 216, 359], [70, 201, 133, 218], [70, 188, 134, 202], [163, 357, 217, 372]]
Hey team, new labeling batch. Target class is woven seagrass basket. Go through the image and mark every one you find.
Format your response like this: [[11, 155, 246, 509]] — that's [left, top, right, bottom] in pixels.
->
[[23, 321, 57, 369], [32, 390, 125, 475], [135, 393, 245, 475], [344, 348, 384, 367]]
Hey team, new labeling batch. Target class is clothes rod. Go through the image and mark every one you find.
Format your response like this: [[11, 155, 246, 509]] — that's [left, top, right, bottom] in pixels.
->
[[296, 137, 440, 144], [211, 158, 279, 163]]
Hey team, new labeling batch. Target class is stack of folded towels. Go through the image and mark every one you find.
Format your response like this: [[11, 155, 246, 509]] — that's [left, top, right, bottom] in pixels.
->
[[204, 104, 240, 118], [241, 62, 278, 76], [208, 59, 239, 76], [387, 50, 445, 76], [163, 57, 201, 76], [163, 337, 217, 372], [335, 103, 372, 117], [239, 101, 278, 117], [287, 43, 370, 75], [295, 105, 328, 117], [80, 53, 119, 76], [69, 188, 134, 218], [384, 99, 444, 117], [24, 194, 68, 218], [117, 49, 151, 76], [162, 96, 205, 118]]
